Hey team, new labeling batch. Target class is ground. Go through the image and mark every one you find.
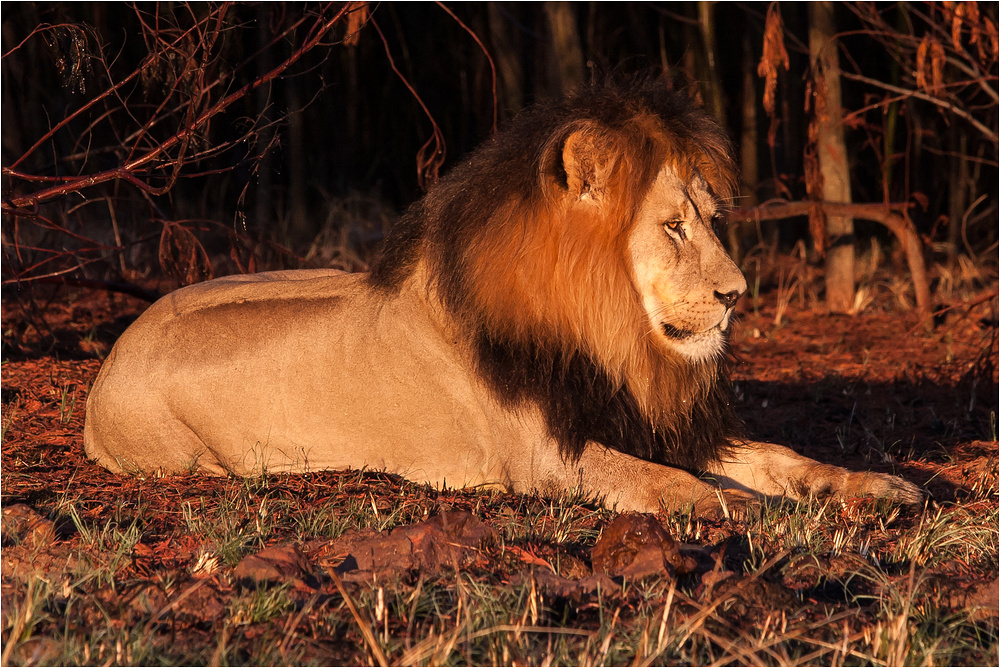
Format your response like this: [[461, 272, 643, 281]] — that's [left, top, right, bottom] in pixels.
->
[[1, 281, 997, 666]]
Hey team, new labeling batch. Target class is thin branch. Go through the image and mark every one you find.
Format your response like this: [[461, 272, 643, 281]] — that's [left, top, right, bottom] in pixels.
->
[[1, 22, 82, 60], [839, 71, 998, 146], [730, 200, 931, 321], [7, 8, 233, 171], [369, 13, 446, 188], [2, 5, 350, 212], [435, 1, 498, 135], [8, 54, 142, 172]]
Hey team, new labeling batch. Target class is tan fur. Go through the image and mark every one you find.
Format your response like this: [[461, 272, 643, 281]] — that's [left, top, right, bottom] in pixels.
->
[[84, 82, 922, 512]]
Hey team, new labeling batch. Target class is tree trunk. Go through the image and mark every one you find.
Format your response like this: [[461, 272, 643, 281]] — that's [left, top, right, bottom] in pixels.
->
[[540, 2, 584, 97], [948, 127, 969, 261], [696, 2, 726, 124], [809, 2, 854, 313], [488, 3, 524, 116], [729, 200, 931, 323], [286, 83, 309, 243], [732, 31, 760, 265]]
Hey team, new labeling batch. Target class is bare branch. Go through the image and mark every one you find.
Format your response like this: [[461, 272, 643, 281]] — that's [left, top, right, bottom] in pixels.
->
[[369, 14, 446, 188], [436, 2, 499, 135], [730, 200, 931, 322], [2, 4, 351, 213], [838, 71, 998, 147]]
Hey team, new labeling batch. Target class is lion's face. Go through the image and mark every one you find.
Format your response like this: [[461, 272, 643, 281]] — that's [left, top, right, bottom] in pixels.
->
[[628, 165, 746, 362]]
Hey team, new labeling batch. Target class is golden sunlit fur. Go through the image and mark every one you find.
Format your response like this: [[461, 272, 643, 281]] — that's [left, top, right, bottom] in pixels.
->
[[371, 84, 747, 469], [85, 79, 923, 513], [470, 120, 709, 413]]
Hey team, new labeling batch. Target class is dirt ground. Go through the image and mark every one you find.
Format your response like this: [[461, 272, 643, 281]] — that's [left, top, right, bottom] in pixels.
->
[[1, 281, 998, 665]]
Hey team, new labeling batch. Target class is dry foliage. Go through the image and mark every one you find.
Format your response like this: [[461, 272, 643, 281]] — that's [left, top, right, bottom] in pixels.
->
[[916, 34, 947, 92], [757, 2, 789, 116]]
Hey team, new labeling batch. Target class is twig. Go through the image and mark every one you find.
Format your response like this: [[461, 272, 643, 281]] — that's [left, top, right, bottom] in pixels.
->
[[369, 14, 445, 188], [278, 592, 320, 658], [730, 200, 931, 322], [142, 578, 208, 637], [910, 288, 1000, 339], [323, 565, 388, 667], [839, 71, 998, 146], [673, 549, 790, 648], [435, 2, 498, 135]]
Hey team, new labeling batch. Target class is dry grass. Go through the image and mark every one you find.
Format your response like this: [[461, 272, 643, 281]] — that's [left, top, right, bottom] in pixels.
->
[[1, 280, 997, 666], [2, 476, 996, 666]]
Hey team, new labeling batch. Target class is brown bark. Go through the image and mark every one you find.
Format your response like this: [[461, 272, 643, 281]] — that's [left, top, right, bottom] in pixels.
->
[[808, 2, 855, 313], [948, 128, 970, 260], [697, 1, 726, 124], [732, 31, 760, 265], [488, 3, 524, 115], [541, 2, 584, 96]]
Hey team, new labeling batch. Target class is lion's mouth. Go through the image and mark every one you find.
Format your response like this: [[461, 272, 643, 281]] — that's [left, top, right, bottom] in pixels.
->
[[661, 321, 729, 341], [661, 323, 695, 340], [659, 321, 728, 361]]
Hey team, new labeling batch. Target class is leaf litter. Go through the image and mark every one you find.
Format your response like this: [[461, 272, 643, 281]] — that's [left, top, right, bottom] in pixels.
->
[[1, 283, 997, 665]]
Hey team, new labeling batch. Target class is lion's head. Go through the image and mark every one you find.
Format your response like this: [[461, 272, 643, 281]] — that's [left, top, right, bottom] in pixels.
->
[[371, 78, 746, 470]]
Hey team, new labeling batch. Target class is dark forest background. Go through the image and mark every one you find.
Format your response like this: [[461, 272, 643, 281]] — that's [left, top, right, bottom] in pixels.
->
[[2, 2, 997, 318]]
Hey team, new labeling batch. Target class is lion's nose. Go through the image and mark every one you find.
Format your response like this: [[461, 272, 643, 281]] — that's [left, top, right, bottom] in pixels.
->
[[714, 290, 741, 310]]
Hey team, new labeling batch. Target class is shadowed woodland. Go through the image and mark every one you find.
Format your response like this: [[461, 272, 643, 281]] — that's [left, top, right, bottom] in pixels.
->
[[1, 2, 997, 299], [1, 2, 998, 666]]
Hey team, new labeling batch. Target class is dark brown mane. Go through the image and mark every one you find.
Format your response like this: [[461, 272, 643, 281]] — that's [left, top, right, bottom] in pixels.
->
[[369, 77, 743, 471]]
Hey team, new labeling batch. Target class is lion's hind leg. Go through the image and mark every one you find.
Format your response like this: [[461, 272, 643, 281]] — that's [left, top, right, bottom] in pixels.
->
[[705, 441, 924, 506]]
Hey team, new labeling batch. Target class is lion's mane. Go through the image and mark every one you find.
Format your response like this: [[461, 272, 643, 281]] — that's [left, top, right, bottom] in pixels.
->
[[370, 78, 743, 470]]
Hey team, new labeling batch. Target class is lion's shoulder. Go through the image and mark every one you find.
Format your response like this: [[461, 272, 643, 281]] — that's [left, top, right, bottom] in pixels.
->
[[368, 78, 742, 469]]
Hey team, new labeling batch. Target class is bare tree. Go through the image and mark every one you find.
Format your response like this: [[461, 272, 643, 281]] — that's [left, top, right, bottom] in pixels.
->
[[807, 1, 855, 313], [2, 4, 358, 286], [540, 2, 584, 96]]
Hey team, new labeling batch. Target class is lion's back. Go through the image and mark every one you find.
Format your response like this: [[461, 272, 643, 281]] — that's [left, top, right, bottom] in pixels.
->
[[82, 268, 504, 482], [83, 270, 373, 474]]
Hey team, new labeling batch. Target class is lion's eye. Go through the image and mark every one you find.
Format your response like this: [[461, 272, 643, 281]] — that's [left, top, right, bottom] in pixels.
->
[[711, 214, 726, 237], [662, 219, 685, 240]]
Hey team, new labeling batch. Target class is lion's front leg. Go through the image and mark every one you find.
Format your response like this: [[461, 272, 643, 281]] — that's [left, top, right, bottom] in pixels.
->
[[515, 441, 748, 515], [704, 441, 924, 505]]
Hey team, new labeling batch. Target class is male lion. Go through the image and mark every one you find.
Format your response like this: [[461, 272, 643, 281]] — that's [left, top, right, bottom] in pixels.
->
[[84, 79, 922, 513]]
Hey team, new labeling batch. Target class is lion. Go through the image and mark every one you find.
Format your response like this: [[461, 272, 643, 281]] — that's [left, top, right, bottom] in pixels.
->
[[83, 79, 922, 513]]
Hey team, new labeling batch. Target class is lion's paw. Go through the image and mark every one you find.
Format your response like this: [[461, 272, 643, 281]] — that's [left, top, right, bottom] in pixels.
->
[[690, 488, 761, 520], [847, 471, 924, 506]]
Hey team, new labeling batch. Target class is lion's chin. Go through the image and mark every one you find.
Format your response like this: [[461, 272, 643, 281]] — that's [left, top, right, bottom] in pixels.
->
[[660, 322, 727, 362]]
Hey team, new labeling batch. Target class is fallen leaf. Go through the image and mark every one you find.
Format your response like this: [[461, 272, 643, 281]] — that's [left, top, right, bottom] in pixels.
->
[[1, 504, 56, 547], [505, 545, 555, 572], [327, 510, 496, 581], [234, 544, 313, 585], [591, 514, 693, 580]]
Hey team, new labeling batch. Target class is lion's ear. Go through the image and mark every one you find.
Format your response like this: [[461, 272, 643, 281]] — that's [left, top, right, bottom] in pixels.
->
[[560, 125, 617, 204]]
